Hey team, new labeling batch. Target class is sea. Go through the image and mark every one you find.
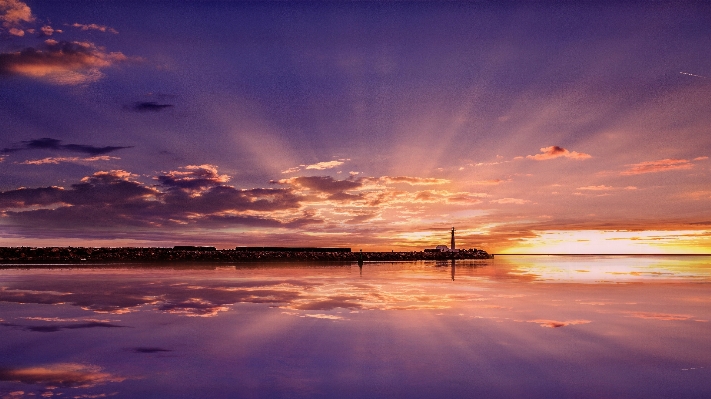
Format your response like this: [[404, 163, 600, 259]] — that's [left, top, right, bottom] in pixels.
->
[[1, 255, 710, 398]]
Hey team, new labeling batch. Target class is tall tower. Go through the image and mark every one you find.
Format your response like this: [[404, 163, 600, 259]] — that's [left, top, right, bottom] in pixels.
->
[[451, 227, 455, 250]]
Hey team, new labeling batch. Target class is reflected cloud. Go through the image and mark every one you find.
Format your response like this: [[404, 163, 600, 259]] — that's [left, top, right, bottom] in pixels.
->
[[0, 363, 123, 388], [26, 322, 124, 333], [626, 312, 693, 321], [527, 319, 591, 328], [525, 146, 592, 161], [282, 311, 345, 321], [621, 158, 694, 175]]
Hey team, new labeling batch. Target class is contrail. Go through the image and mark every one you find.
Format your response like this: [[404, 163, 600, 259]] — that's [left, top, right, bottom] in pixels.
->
[[680, 71, 708, 79]]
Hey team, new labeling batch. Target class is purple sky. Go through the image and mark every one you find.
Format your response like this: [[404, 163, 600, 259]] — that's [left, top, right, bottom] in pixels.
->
[[1, 1, 710, 252]]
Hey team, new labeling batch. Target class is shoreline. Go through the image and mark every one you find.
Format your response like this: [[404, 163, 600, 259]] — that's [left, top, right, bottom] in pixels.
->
[[0, 247, 493, 264]]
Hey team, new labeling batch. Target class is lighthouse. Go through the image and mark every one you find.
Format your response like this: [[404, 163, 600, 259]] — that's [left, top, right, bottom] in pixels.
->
[[451, 227, 455, 250]]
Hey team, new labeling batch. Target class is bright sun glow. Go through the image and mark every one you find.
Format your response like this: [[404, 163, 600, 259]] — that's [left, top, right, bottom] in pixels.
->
[[500, 230, 711, 254]]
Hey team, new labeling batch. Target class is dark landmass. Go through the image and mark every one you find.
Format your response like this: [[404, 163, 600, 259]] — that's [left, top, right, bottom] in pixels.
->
[[0, 247, 492, 265]]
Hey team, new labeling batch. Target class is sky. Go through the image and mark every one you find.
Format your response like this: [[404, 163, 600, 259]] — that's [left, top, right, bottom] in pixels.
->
[[0, 1, 710, 253]]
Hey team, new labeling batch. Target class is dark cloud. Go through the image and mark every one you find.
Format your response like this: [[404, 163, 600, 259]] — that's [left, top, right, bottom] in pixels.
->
[[21, 322, 125, 333], [131, 101, 174, 112], [0, 166, 322, 237], [276, 176, 363, 194], [2, 137, 132, 155]]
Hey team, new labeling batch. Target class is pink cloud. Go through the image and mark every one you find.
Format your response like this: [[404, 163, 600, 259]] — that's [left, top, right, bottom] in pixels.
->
[[19, 156, 119, 165], [626, 312, 693, 321], [472, 179, 508, 185], [526, 146, 592, 161], [577, 185, 613, 191], [70, 22, 118, 34], [0, 363, 124, 388], [0, 40, 129, 85], [621, 159, 693, 175], [0, 0, 34, 35], [527, 319, 591, 328], [490, 198, 530, 205], [379, 176, 450, 185]]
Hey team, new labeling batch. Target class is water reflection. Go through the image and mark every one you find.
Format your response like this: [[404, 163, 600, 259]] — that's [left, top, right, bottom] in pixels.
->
[[0, 257, 710, 398]]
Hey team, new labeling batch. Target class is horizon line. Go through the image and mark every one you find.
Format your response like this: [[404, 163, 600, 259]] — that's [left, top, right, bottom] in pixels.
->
[[493, 253, 711, 256]]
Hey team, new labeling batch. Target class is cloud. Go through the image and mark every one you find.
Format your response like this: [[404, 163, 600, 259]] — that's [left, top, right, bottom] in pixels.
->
[[0, 363, 124, 388], [0, 40, 129, 85], [472, 179, 508, 186], [69, 23, 118, 34], [17, 321, 125, 333], [304, 160, 347, 170], [526, 146, 592, 161], [2, 138, 132, 156], [0, 167, 306, 232], [18, 156, 119, 165], [379, 176, 450, 185], [280, 166, 301, 174], [626, 312, 693, 321], [621, 158, 694, 175], [156, 164, 230, 191], [490, 198, 530, 205], [0, 0, 33, 36], [39, 25, 60, 36], [527, 319, 591, 328], [577, 185, 614, 191], [410, 190, 485, 204], [131, 102, 174, 112], [276, 176, 362, 194]]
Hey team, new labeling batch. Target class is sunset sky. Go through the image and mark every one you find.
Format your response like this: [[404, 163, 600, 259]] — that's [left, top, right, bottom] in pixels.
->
[[1, 1, 710, 253]]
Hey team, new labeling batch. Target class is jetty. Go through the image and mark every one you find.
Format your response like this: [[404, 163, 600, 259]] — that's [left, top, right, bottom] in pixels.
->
[[0, 246, 492, 264]]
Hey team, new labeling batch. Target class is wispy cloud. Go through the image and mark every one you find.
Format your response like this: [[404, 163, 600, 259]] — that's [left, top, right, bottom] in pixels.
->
[[0, 363, 124, 388], [621, 158, 693, 175], [577, 185, 614, 191], [0, 39, 129, 84], [18, 155, 119, 165], [305, 160, 347, 170], [490, 198, 530, 205], [3, 138, 132, 155], [131, 101, 173, 112], [281, 159, 349, 173], [379, 176, 450, 185], [472, 179, 509, 185], [626, 312, 693, 321], [526, 146, 592, 161], [527, 319, 591, 328], [69, 22, 118, 34]]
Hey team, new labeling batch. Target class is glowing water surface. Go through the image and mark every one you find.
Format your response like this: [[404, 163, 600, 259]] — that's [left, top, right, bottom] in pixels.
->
[[1, 256, 710, 398]]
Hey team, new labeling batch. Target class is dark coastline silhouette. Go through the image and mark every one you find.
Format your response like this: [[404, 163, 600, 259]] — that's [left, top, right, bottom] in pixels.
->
[[0, 246, 492, 265]]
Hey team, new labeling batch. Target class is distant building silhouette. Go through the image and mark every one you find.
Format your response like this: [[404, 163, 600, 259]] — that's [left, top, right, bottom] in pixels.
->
[[173, 246, 216, 251]]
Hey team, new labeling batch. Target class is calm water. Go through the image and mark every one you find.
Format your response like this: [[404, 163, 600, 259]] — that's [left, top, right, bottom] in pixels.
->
[[1, 256, 710, 398]]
